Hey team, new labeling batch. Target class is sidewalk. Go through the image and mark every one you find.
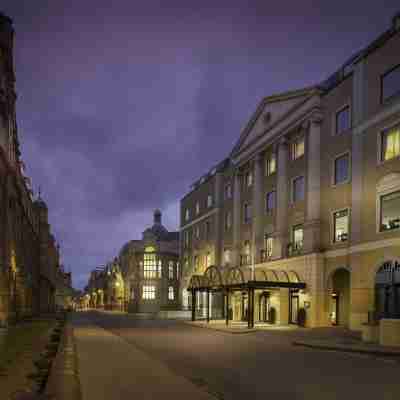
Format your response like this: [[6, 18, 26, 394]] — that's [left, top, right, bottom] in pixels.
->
[[72, 314, 215, 400]]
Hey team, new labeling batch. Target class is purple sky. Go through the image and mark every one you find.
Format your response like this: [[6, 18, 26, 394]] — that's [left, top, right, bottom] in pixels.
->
[[2, 1, 399, 289]]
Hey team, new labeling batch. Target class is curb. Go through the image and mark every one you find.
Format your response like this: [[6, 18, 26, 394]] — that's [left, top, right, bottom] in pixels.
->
[[184, 322, 257, 334], [44, 321, 82, 400], [292, 341, 400, 358]]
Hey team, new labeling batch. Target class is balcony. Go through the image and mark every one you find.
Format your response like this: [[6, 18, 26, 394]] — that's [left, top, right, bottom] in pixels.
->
[[240, 254, 251, 266]]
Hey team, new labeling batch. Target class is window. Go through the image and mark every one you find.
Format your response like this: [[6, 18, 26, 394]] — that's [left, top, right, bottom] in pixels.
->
[[207, 194, 213, 208], [333, 209, 349, 242], [265, 153, 276, 176], [176, 262, 179, 278], [225, 183, 232, 199], [194, 255, 200, 271], [293, 225, 304, 251], [168, 286, 175, 300], [245, 171, 253, 187], [143, 252, 158, 278], [168, 261, 174, 279], [130, 287, 135, 300], [195, 201, 200, 215], [205, 220, 211, 238], [224, 211, 232, 231], [206, 252, 212, 268], [381, 64, 400, 103], [334, 153, 350, 184], [292, 137, 305, 160], [195, 225, 200, 239], [292, 176, 305, 202], [244, 240, 250, 255], [265, 235, 274, 258], [380, 191, 400, 231], [185, 208, 190, 221], [244, 203, 252, 223], [223, 248, 231, 264], [183, 230, 189, 247], [142, 285, 156, 300], [335, 105, 350, 134], [158, 260, 162, 278], [381, 126, 400, 162], [266, 191, 276, 213]]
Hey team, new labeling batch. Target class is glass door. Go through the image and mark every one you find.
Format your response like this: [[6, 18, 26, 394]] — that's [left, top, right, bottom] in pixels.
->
[[290, 293, 299, 324]]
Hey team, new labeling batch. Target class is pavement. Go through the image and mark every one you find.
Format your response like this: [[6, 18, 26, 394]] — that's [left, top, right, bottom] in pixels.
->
[[71, 310, 400, 400], [72, 313, 215, 400]]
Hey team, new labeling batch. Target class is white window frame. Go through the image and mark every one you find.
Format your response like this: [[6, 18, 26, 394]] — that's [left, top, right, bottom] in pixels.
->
[[332, 151, 351, 186], [331, 207, 350, 244], [291, 175, 305, 203]]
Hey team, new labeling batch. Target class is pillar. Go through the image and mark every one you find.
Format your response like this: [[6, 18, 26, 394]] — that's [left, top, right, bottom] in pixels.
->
[[304, 115, 323, 254], [275, 138, 289, 258], [232, 172, 242, 266]]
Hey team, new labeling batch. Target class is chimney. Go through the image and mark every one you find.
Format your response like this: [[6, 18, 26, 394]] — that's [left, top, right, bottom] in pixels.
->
[[154, 209, 162, 224]]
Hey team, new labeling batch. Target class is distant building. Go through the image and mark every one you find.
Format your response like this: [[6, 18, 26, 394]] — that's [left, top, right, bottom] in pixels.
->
[[181, 13, 400, 330], [84, 210, 181, 315]]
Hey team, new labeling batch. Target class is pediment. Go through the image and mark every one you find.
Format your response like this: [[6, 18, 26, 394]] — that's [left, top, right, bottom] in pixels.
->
[[231, 86, 318, 158]]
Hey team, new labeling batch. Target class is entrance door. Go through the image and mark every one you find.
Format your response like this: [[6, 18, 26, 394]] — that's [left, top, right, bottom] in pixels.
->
[[259, 292, 270, 322], [290, 293, 299, 324], [241, 293, 248, 321], [331, 293, 339, 325]]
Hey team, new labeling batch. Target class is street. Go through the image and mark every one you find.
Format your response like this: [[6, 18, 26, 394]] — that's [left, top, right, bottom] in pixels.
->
[[73, 311, 400, 400]]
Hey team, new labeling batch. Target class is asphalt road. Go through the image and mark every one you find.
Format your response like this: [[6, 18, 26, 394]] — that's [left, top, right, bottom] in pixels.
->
[[77, 311, 400, 400]]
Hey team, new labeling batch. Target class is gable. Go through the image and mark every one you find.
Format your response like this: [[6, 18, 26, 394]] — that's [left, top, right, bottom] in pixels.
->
[[232, 87, 317, 157]]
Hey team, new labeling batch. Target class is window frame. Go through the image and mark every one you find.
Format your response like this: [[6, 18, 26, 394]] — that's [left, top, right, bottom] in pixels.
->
[[224, 211, 232, 231], [332, 151, 351, 186], [168, 286, 175, 300], [185, 208, 190, 221], [292, 224, 304, 252], [291, 136, 305, 160], [264, 234, 274, 258], [292, 175, 305, 203], [265, 153, 277, 176], [379, 122, 400, 164], [207, 194, 213, 208], [243, 202, 252, 223], [332, 207, 350, 244], [245, 171, 253, 187], [168, 261, 174, 279], [142, 285, 156, 300], [378, 190, 400, 233], [334, 104, 351, 135], [195, 201, 200, 215], [381, 63, 400, 104]]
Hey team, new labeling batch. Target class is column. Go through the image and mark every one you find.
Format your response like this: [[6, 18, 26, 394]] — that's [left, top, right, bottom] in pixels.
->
[[214, 172, 223, 266], [252, 153, 264, 265], [275, 138, 289, 258], [232, 171, 242, 266], [304, 115, 323, 254]]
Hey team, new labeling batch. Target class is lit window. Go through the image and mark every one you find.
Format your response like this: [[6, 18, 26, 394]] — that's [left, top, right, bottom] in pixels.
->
[[333, 209, 349, 242], [207, 194, 213, 207], [142, 285, 156, 300], [265, 153, 276, 176], [224, 211, 231, 231], [244, 203, 252, 223], [266, 191, 276, 213], [195, 225, 200, 239], [225, 183, 232, 199], [168, 286, 175, 300], [158, 260, 162, 277], [264, 235, 274, 258], [206, 252, 212, 268], [293, 225, 303, 251], [194, 255, 200, 271], [176, 262, 179, 278], [244, 240, 250, 255], [381, 64, 400, 103], [380, 191, 400, 231], [334, 154, 350, 184], [183, 230, 190, 247], [292, 137, 305, 160], [195, 202, 200, 215], [223, 248, 231, 264], [292, 176, 305, 202], [185, 208, 190, 221], [382, 126, 400, 162], [143, 252, 158, 278], [245, 171, 253, 187], [168, 261, 174, 279], [335, 106, 350, 134]]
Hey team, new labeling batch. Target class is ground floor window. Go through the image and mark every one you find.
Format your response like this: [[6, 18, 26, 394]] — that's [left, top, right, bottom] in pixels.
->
[[142, 285, 156, 300], [168, 286, 175, 300], [380, 191, 400, 231], [333, 209, 349, 242]]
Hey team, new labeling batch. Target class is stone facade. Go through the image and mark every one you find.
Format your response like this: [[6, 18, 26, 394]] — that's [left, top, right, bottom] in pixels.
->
[[181, 13, 400, 330], [83, 210, 181, 314], [0, 13, 73, 325]]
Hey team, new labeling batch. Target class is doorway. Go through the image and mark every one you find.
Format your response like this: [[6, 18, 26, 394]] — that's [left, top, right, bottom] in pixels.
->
[[290, 291, 299, 324], [330, 268, 350, 327], [259, 291, 270, 322], [241, 292, 248, 321]]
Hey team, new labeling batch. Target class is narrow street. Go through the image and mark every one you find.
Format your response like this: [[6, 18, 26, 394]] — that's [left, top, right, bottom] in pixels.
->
[[73, 311, 400, 400]]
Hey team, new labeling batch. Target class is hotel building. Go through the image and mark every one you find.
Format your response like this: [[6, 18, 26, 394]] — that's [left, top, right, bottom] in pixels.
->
[[180, 13, 400, 330]]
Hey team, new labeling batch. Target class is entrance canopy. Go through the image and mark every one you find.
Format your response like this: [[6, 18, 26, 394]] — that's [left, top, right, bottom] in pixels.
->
[[188, 265, 306, 292]]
